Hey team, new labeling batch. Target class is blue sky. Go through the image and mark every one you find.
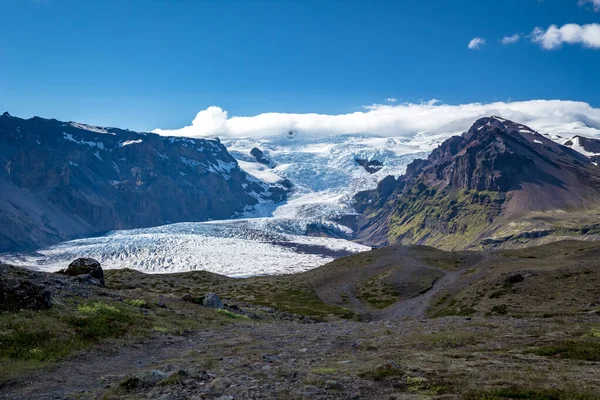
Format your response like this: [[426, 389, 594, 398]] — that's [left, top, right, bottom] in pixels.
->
[[0, 0, 599, 132]]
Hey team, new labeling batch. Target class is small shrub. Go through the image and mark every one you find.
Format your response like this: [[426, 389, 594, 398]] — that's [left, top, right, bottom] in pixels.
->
[[124, 299, 148, 308], [216, 309, 248, 319]]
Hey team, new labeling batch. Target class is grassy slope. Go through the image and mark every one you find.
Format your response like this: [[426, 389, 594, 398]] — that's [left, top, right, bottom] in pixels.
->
[[367, 185, 506, 250], [363, 181, 600, 250], [427, 240, 600, 318]]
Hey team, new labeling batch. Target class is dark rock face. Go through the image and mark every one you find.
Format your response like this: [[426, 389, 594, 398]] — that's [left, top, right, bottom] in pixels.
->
[[250, 147, 276, 168], [355, 116, 600, 249], [0, 265, 52, 311], [58, 258, 105, 287], [355, 159, 383, 174], [0, 113, 288, 252], [419, 117, 578, 192]]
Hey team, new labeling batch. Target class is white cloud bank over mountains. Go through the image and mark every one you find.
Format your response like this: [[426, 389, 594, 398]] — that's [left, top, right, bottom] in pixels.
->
[[153, 100, 600, 140]]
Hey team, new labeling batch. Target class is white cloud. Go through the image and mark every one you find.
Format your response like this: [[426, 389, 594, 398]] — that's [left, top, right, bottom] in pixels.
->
[[152, 100, 600, 140], [531, 23, 600, 49], [385, 98, 397, 103], [578, 0, 600, 12], [501, 34, 521, 45], [468, 37, 486, 50]]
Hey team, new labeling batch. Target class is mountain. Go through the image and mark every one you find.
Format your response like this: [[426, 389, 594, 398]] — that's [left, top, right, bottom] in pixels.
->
[[0, 112, 288, 252], [355, 116, 600, 250]]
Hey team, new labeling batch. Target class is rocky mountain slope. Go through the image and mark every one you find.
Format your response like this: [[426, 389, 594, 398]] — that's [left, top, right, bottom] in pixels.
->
[[0, 113, 288, 252], [355, 116, 600, 250]]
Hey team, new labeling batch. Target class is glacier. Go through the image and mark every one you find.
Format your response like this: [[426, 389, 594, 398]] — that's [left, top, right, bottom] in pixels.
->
[[3, 132, 433, 276], [7, 122, 598, 277]]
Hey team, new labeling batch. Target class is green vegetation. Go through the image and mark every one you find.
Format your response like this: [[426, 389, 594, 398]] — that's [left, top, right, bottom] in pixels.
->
[[430, 296, 477, 318], [357, 270, 402, 309], [383, 186, 505, 250], [0, 301, 140, 380], [219, 284, 357, 320], [107, 269, 358, 320], [124, 299, 148, 308], [530, 341, 600, 361], [216, 309, 248, 319], [0, 298, 235, 381], [406, 376, 441, 395]]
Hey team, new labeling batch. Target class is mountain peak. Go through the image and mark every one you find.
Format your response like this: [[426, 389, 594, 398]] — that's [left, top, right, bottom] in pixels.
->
[[469, 116, 537, 136], [355, 117, 600, 249], [1, 112, 11, 118]]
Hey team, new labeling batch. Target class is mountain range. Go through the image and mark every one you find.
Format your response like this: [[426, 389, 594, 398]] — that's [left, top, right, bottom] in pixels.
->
[[3, 112, 600, 258], [0, 113, 288, 252], [355, 116, 600, 250]]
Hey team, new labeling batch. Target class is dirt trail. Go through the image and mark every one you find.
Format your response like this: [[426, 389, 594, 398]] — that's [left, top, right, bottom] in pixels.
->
[[0, 332, 211, 400]]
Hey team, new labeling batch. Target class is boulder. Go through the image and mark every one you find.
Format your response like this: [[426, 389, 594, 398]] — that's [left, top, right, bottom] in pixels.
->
[[58, 258, 105, 287], [0, 278, 52, 311], [202, 292, 224, 309]]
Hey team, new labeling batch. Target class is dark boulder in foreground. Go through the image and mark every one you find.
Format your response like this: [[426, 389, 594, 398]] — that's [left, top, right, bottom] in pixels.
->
[[58, 258, 105, 287]]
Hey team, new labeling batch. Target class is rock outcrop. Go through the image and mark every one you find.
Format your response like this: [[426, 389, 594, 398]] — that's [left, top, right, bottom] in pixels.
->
[[202, 292, 224, 309], [355, 116, 600, 250], [0, 113, 288, 252], [58, 258, 105, 287], [355, 158, 383, 174], [0, 269, 52, 311], [250, 147, 276, 168]]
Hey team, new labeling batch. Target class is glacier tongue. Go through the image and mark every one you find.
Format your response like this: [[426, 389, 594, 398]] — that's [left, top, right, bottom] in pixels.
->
[[4, 132, 436, 277], [3, 220, 370, 277]]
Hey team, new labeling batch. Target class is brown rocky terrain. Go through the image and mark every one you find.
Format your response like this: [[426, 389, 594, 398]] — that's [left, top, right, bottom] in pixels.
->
[[355, 116, 600, 250], [1, 240, 599, 399]]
